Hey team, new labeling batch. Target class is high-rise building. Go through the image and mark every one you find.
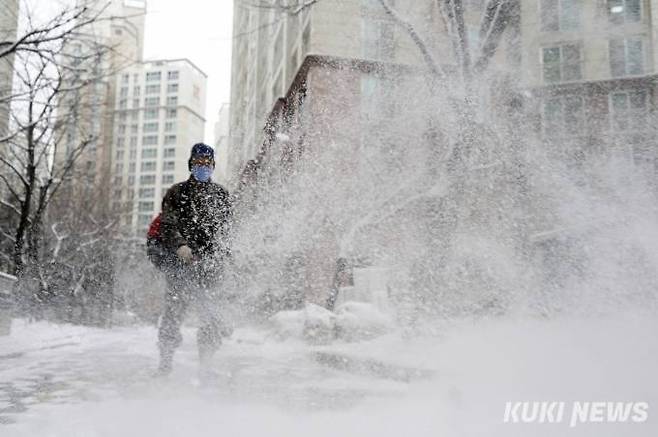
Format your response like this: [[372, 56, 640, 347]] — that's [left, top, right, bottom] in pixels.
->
[[0, 0, 19, 143], [111, 59, 207, 236], [55, 0, 147, 206]]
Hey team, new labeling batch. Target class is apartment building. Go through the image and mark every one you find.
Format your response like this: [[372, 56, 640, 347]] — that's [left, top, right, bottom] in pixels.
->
[[523, 0, 657, 168], [55, 0, 147, 200], [111, 59, 207, 236]]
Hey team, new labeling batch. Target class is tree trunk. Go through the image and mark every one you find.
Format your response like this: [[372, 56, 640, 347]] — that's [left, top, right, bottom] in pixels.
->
[[12, 118, 36, 276]]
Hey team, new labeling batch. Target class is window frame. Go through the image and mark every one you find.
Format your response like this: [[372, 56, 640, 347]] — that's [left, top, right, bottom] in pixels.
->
[[608, 0, 643, 25], [540, 0, 582, 32], [609, 37, 645, 77], [146, 71, 162, 82], [541, 43, 583, 84], [608, 89, 649, 132]]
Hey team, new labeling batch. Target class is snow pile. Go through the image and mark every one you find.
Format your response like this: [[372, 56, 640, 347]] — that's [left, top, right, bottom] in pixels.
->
[[269, 303, 335, 343], [302, 303, 336, 344], [269, 302, 393, 343], [334, 301, 393, 341]]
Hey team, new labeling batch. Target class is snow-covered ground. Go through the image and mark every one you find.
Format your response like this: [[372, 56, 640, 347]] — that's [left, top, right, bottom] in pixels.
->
[[1, 315, 656, 436]]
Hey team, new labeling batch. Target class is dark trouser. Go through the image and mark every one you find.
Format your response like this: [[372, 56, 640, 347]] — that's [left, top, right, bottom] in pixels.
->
[[158, 262, 227, 365]]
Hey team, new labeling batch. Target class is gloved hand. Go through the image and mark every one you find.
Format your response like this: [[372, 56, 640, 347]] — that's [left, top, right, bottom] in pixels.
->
[[176, 245, 194, 263]]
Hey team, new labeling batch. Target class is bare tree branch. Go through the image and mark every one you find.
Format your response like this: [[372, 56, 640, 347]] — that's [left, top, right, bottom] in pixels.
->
[[473, 0, 517, 74], [377, 0, 444, 79]]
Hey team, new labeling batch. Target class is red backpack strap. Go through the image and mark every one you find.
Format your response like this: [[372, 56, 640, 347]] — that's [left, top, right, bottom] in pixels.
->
[[147, 213, 163, 239]]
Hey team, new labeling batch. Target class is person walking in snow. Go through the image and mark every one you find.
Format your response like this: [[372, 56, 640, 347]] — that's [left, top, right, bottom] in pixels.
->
[[156, 143, 233, 375]]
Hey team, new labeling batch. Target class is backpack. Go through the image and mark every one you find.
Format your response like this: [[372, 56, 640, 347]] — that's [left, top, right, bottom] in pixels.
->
[[146, 213, 173, 269]]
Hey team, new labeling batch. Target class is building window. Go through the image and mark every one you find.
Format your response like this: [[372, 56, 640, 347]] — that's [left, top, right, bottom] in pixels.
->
[[146, 71, 161, 82], [543, 95, 585, 137], [143, 135, 158, 145], [139, 187, 155, 198], [116, 137, 125, 148], [610, 90, 647, 131], [141, 161, 157, 172], [134, 86, 140, 96], [144, 108, 159, 120], [128, 175, 135, 185], [162, 174, 175, 184], [120, 87, 129, 97], [609, 38, 644, 77], [168, 71, 179, 80], [142, 148, 157, 158], [115, 150, 124, 160], [164, 148, 176, 158], [166, 96, 178, 106], [122, 74, 129, 84], [608, 0, 641, 24], [119, 99, 128, 109], [166, 109, 177, 118], [167, 83, 178, 93], [118, 124, 127, 134], [540, 0, 581, 32], [145, 97, 160, 107], [129, 162, 136, 173], [138, 201, 154, 212], [542, 44, 581, 83], [164, 122, 176, 132], [115, 163, 124, 173], [146, 84, 160, 95], [143, 122, 159, 133], [130, 137, 138, 147], [164, 135, 177, 145], [129, 149, 137, 159], [163, 161, 175, 171], [140, 175, 156, 185]]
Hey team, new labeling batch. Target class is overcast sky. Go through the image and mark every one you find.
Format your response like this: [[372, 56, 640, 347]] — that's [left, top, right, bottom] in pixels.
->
[[142, 0, 234, 143]]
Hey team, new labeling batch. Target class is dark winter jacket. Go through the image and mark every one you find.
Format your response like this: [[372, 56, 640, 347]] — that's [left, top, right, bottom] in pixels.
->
[[160, 176, 232, 260]]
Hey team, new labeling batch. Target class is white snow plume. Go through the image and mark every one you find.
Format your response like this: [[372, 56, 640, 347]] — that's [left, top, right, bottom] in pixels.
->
[[225, 59, 658, 327]]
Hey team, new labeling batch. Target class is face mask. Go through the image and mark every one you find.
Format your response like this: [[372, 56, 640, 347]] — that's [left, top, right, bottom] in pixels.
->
[[192, 165, 213, 182]]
